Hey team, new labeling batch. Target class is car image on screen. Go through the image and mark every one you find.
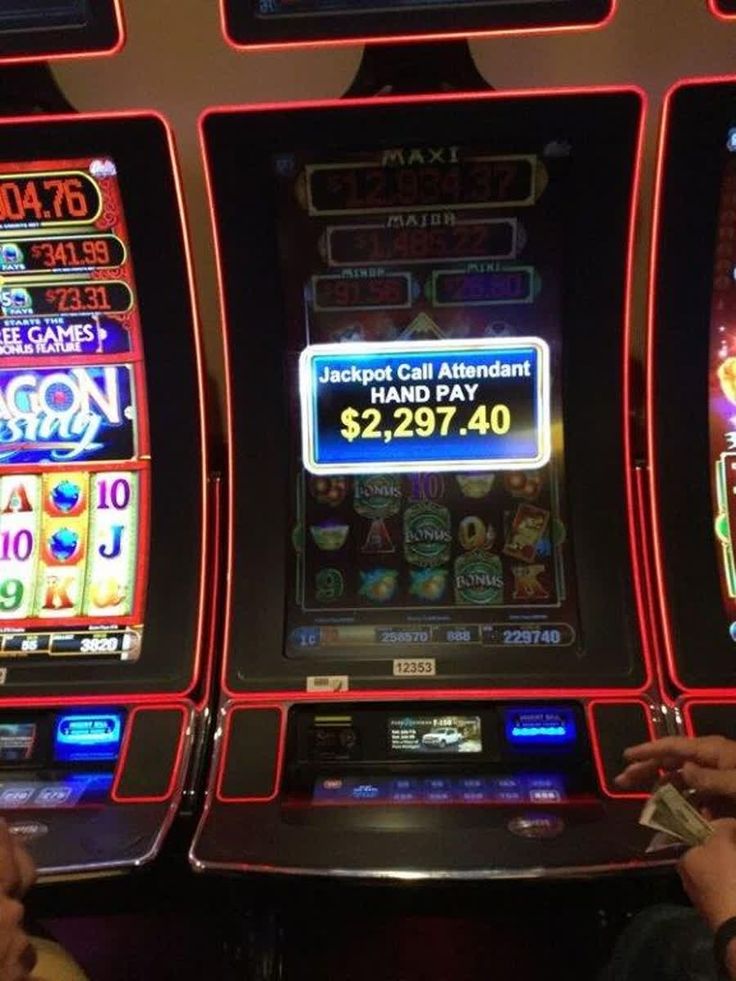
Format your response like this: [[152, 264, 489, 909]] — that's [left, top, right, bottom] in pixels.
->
[[421, 727, 463, 749]]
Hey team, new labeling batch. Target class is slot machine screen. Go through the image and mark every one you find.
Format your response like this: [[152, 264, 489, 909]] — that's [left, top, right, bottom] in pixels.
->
[[205, 91, 647, 692], [0, 156, 148, 666], [223, 0, 613, 47], [0, 0, 121, 61], [284, 148, 578, 661], [650, 80, 736, 689], [0, 117, 203, 697]]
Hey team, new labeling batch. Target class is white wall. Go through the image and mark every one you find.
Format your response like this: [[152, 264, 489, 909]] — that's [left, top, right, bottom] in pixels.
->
[[50, 0, 736, 401]]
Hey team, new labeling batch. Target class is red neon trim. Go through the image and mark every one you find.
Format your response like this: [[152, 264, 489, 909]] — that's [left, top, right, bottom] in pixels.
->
[[219, 0, 616, 51], [0, 0, 125, 66], [586, 699, 655, 800], [622, 93, 655, 695], [111, 703, 189, 804], [202, 85, 651, 700], [709, 0, 736, 20], [0, 110, 209, 703], [633, 467, 673, 704], [215, 705, 286, 804], [647, 75, 736, 698], [195, 476, 222, 712]]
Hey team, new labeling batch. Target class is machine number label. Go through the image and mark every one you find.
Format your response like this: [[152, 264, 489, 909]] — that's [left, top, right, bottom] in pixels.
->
[[393, 658, 436, 676], [306, 675, 349, 692]]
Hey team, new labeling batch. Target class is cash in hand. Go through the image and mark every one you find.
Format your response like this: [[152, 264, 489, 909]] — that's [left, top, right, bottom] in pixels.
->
[[640, 782, 715, 852]]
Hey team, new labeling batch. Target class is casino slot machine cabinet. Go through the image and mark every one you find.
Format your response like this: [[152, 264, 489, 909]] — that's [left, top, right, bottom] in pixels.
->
[[0, 111, 210, 876], [649, 77, 736, 753], [191, 86, 665, 879]]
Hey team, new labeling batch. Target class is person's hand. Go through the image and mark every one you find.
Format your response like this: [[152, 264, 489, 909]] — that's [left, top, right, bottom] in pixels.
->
[[679, 819, 736, 931], [0, 821, 37, 980], [0, 893, 35, 981], [615, 736, 736, 804], [0, 824, 34, 902]]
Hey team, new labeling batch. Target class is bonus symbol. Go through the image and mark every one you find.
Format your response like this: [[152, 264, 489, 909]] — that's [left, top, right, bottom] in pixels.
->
[[48, 528, 79, 562], [50, 480, 80, 514]]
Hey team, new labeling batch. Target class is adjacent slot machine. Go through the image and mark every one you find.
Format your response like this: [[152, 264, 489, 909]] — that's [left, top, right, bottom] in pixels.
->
[[221, 0, 615, 50], [0, 0, 123, 63], [649, 77, 736, 746], [192, 87, 663, 879], [0, 113, 209, 876]]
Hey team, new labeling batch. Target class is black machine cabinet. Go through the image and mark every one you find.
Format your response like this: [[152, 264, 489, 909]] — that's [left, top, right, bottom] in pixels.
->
[[191, 88, 669, 878], [192, 697, 663, 878]]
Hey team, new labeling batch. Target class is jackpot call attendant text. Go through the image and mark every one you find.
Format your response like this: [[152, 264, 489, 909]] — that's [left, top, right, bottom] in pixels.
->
[[302, 339, 549, 474]]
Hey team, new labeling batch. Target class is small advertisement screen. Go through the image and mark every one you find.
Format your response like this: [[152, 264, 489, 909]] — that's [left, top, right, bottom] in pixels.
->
[[279, 139, 580, 659], [0, 0, 87, 34], [0, 722, 35, 762], [389, 714, 482, 753], [0, 157, 149, 665]]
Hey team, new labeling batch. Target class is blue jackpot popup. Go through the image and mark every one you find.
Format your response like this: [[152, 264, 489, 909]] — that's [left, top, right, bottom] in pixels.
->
[[299, 338, 550, 475]]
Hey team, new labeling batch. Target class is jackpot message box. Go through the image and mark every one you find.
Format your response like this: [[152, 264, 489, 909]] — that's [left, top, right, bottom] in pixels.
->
[[299, 338, 550, 475]]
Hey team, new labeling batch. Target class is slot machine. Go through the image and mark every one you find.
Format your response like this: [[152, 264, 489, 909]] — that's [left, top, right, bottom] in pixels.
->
[[0, 2, 212, 877], [191, 84, 666, 880], [649, 77, 736, 750], [221, 0, 614, 49], [0, 113, 211, 877]]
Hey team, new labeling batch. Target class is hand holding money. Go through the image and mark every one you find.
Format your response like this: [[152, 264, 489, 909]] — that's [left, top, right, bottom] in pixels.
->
[[640, 782, 714, 850], [618, 735, 736, 803]]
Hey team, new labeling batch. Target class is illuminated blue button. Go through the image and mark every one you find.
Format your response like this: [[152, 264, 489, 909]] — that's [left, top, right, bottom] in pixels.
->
[[391, 778, 420, 802], [0, 786, 34, 807], [504, 707, 576, 747], [423, 778, 452, 801], [489, 777, 524, 802], [54, 712, 122, 762], [459, 778, 488, 802], [35, 786, 73, 807], [350, 781, 383, 801]]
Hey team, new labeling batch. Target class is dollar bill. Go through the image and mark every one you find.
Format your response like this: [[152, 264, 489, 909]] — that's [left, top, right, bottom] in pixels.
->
[[639, 783, 714, 849]]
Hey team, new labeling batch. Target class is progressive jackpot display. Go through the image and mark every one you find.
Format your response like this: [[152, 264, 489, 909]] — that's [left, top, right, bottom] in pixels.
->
[[0, 157, 147, 664], [278, 141, 580, 658]]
